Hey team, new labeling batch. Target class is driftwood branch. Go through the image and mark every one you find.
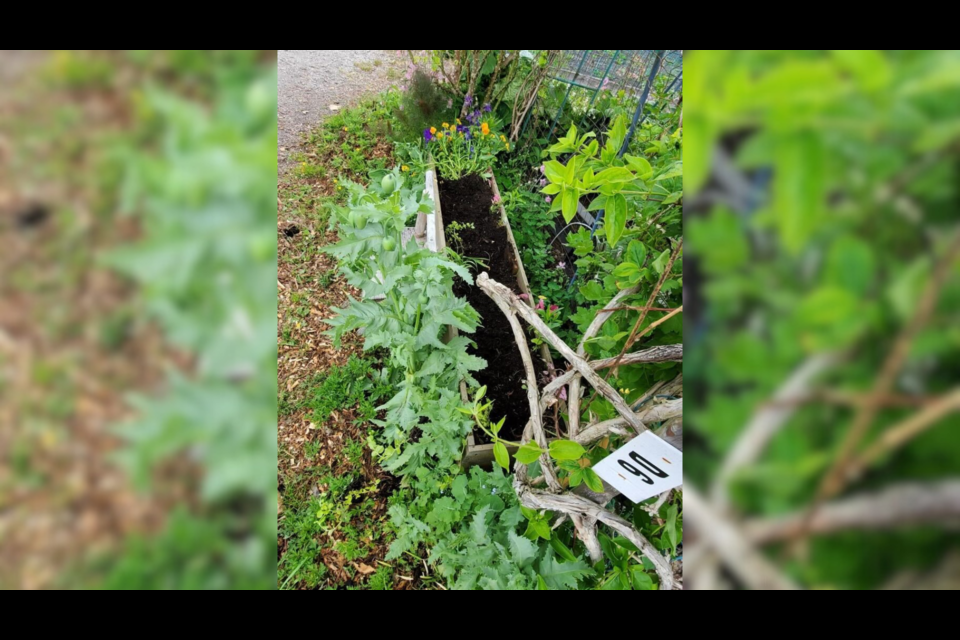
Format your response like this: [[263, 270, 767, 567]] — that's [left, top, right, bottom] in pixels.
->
[[713, 352, 840, 510], [569, 285, 641, 438], [479, 272, 561, 493], [477, 272, 678, 589], [478, 274, 646, 432], [515, 480, 675, 590], [684, 485, 800, 590], [744, 481, 960, 543]]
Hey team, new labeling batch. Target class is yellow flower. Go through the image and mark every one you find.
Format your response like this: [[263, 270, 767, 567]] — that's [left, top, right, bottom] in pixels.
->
[[401, 165, 409, 172], [538, 295, 546, 300], [430, 127, 437, 134], [500, 135, 506, 142], [442, 122, 449, 129], [356, 147, 361, 151], [456, 118, 462, 125], [506, 143, 510, 150], [343, 127, 348, 132], [481, 122, 490, 135]]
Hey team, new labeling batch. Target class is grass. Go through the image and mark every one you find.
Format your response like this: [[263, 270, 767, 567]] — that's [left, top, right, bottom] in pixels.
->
[[278, 91, 422, 589]]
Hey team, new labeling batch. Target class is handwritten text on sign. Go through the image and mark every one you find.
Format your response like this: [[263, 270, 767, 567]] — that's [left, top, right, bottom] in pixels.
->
[[593, 431, 682, 503]]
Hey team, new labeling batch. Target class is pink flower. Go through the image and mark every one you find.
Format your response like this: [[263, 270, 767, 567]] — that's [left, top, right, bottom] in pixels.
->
[[557, 262, 566, 269], [539, 178, 546, 187], [492, 194, 501, 205], [559, 386, 567, 401], [518, 293, 530, 300], [549, 304, 558, 312], [536, 299, 545, 310], [545, 196, 552, 204], [539, 165, 545, 174]]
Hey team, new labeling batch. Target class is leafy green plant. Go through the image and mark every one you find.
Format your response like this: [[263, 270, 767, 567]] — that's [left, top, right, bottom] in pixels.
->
[[445, 220, 475, 254], [324, 165, 600, 589], [90, 57, 277, 589], [395, 67, 454, 142], [425, 115, 509, 180], [542, 116, 680, 247]]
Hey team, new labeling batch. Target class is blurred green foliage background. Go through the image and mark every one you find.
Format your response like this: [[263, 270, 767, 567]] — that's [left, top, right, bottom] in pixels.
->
[[0, 51, 276, 589], [685, 50, 960, 589]]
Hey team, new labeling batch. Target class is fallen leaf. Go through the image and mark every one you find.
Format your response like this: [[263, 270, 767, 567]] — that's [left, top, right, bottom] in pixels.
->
[[356, 563, 375, 575], [329, 104, 341, 112]]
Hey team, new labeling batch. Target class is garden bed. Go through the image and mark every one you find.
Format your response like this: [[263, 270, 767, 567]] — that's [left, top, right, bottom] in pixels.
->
[[430, 171, 558, 469]]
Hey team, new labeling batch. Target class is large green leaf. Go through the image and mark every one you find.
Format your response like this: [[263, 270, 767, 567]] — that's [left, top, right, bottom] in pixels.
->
[[605, 194, 627, 247]]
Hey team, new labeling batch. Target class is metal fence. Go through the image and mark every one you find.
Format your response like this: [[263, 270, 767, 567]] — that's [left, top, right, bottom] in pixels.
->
[[519, 50, 682, 151]]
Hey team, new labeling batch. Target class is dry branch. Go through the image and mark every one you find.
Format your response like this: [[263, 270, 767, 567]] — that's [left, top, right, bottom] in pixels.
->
[[744, 481, 960, 543], [476, 272, 678, 588], [684, 485, 800, 590]]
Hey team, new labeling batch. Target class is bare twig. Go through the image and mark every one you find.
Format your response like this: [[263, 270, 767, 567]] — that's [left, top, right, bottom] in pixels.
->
[[570, 284, 640, 438], [684, 485, 800, 590], [582, 239, 683, 414], [845, 388, 960, 482], [808, 231, 960, 533], [745, 480, 960, 543], [713, 352, 840, 510]]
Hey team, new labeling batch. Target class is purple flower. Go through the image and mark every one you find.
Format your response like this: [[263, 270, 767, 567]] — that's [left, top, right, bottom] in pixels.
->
[[423, 128, 434, 142], [539, 165, 545, 175], [464, 94, 473, 105], [549, 304, 559, 312], [545, 196, 552, 203], [483, 103, 492, 112], [539, 178, 546, 187]]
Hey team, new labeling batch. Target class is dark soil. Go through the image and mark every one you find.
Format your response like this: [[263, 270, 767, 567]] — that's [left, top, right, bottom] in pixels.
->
[[439, 174, 541, 442]]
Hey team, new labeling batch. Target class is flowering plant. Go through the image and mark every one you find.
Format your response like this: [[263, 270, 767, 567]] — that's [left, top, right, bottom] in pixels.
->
[[424, 99, 509, 180]]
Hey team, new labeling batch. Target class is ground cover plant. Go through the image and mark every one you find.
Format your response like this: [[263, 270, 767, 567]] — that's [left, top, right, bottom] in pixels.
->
[[280, 49, 683, 589]]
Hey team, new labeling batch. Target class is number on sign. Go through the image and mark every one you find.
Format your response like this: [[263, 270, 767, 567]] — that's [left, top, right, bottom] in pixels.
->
[[618, 452, 670, 485]]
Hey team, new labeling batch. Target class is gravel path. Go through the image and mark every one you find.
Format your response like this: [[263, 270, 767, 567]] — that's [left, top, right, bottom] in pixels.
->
[[278, 50, 400, 171]]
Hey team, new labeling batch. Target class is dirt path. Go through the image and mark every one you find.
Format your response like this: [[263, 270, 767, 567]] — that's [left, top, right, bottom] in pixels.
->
[[278, 50, 400, 172]]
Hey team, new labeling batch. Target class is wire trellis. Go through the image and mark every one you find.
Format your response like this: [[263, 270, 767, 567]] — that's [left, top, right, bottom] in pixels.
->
[[518, 49, 682, 150]]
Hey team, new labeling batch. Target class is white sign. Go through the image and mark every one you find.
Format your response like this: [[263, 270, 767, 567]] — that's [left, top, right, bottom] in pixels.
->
[[592, 431, 682, 503]]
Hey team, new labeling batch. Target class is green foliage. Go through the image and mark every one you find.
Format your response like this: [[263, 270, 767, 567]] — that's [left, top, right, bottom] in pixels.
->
[[388, 466, 593, 590], [301, 355, 391, 424], [325, 166, 481, 483], [541, 115, 680, 247], [100, 58, 276, 589], [395, 68, 454, 142], [687, 49, 960, 588], [325, 165, 597, 589]]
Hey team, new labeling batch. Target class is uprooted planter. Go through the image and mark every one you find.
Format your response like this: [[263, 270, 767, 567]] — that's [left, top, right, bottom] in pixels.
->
[[415, 168, 559, 469]]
